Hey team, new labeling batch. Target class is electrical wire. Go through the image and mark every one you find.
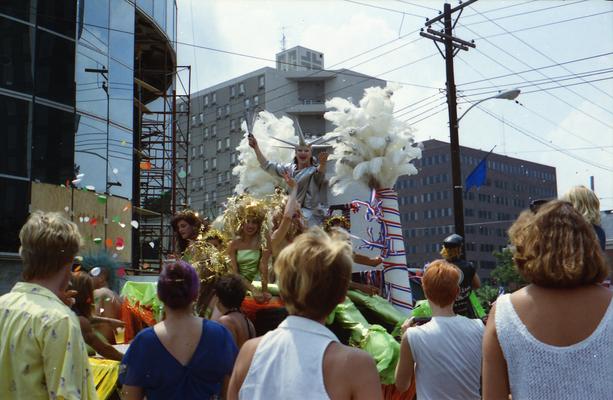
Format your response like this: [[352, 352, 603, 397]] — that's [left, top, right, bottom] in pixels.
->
[[466, 4, 613, 103]]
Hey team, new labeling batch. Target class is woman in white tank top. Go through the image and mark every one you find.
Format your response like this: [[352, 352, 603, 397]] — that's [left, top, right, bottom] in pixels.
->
[[227, 228, 382, 400], [483, 201, 613, 399]]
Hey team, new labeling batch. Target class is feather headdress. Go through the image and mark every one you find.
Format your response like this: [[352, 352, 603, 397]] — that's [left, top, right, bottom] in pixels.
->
[[323, 85, 422, 194]]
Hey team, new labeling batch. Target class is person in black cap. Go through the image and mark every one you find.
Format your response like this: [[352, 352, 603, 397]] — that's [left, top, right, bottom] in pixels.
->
[[439, 234, 481, 318]]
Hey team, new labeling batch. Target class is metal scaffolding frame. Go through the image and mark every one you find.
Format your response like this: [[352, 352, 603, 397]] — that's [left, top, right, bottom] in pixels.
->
[[132, 62, 190, 271]]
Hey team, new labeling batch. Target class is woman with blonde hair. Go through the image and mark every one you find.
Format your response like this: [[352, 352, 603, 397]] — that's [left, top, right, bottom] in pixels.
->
[[228, 227, 382, 400], [562, 185, 606, 250], [482, 201, 612, 399]]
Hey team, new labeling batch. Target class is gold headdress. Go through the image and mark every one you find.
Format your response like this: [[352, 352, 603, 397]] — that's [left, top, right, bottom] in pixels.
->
[[324, 215, 350, 232], [222, 194, 271, 247]]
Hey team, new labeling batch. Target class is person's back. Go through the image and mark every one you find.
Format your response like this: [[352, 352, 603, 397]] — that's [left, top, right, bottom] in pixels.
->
[[228, 228, 382, 400], [494, 285, 613, 399], [0, 212, 96, 399], [408, 316, 483, 399], [214, 274, 257, 349], [120, 261, 238, 400], [483, 201, 613, 400]]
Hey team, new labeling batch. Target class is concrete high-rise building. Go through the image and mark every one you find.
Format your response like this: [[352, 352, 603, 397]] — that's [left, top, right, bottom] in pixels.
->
[[396, 139, 557, 277], [179, 46, 385, 218]]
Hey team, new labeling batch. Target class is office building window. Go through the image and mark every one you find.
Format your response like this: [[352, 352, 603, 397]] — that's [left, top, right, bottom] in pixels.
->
[[204, 95, 209, 106], [211, 92, 217, 103], [191, 147, 196, 158], [191, 115, 196, 126], [253, 95, 259, 106], [188, 196, 191, 205], [230, 119, 236, 130], [211, 190, 216, 201], [204, 159, 209, 170], [244, 98, 250, 108], [211, 125, 217, 137], [230, 85, 236, 97], [258, 75, 265, 88], [204, 192, 209, 202], [216, 139, 222, 151], [199, 112, 203, 124], [225, 137, 230, 149], [225, 171, 230, 181], [212, 157, 217, 169], [216, 107, 222, 118], [230, 152, 237, 164], [203, 126, 209, 138], [239, 82, 245, 95], [199, 144, 203, 155], [217, 173, 222, 183], [200, 177, 204, 187], [187, 164, 191, 175], [225, 104, 230, 116]]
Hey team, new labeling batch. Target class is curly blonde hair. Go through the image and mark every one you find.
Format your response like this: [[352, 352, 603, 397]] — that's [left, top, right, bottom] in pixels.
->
[[561, 185, 601, 225], [508, 200, 609, 288]]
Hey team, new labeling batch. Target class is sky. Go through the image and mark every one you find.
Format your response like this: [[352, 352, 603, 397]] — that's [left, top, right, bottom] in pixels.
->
[[175, 0, 613, 209]]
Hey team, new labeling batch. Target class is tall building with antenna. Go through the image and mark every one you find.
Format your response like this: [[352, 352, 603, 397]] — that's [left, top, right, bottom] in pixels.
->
[[178, 46, 384, 218]]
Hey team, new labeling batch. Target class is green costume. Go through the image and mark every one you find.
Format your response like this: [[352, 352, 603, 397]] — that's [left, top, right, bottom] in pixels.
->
[[237, 249, 261, 282]]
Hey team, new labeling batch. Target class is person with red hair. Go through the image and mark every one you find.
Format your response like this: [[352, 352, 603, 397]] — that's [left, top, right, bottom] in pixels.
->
[[395, 259, 483, 399]]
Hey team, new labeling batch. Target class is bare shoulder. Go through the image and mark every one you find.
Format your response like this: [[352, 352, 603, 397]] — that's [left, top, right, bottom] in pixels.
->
[[327, 342, 377, 374]]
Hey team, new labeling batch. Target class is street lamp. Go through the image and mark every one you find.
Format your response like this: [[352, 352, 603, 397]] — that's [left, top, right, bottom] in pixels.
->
[[457, 89, 521, 122], [448, 88, 521, 254]]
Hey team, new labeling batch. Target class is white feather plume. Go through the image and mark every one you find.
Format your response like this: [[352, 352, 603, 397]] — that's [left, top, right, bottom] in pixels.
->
[[232, 111, 296, 197], [324, 85, 422, 194]]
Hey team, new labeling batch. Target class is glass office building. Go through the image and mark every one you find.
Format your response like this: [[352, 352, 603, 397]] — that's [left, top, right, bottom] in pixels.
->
[[0, 0, 177, 256]]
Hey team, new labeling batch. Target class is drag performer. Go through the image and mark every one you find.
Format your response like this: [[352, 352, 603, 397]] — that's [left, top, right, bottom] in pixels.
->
[[170, 209, 207, 258], [247, 117, 330, 227], [440, 233, 481, 318], [224, 196, 271, 303]]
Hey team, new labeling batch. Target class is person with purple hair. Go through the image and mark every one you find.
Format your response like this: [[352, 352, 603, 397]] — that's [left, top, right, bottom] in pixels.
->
[[119, 261, 238, 400]]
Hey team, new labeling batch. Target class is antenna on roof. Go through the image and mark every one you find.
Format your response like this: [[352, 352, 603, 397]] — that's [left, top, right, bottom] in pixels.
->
[[280, 26, 287, 51]]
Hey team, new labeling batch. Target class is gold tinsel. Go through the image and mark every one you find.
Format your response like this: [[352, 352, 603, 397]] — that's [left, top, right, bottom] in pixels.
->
[[324, 215, 350, 232], [184, 239, 230, 285]]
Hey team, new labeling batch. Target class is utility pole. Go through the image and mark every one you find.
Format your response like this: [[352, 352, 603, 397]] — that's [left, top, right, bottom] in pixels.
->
[[421, 1, 477, 246]]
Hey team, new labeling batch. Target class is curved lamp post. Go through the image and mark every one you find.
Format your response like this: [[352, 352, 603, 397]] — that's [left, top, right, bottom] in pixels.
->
[[449, 88, 521, 253], [458, 89, 521, 122]]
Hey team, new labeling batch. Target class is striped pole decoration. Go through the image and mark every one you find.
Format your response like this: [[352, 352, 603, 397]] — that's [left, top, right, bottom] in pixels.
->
[[376, 188, 413, 311]]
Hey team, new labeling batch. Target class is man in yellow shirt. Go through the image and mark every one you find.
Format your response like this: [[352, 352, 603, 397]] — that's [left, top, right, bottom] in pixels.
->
[[0, 211, 98, 399]]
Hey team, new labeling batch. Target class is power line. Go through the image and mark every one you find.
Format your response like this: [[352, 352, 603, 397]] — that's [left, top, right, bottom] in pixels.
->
[[459, 24, 613, 129], [461, 0, 588, 28], [506, 145, 613, 154], [454, 58, 613, 157], [457, 51, 613, 86], [472, 10, 613, 40], [342, 0, 427, 18], [457, 73, 613, 99], [393, 0, 439, 12], [475, 103, 613, 172], [467, 4, 613, 103]]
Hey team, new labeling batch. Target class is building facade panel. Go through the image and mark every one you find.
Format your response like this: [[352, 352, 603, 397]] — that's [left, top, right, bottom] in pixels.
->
[[397, 139, 557, 277]]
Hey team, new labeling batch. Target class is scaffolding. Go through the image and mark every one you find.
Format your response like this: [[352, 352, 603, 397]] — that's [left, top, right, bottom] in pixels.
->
[[132, 64, 190, 271]]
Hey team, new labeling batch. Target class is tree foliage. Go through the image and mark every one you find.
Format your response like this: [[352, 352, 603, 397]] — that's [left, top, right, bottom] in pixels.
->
[[475, 248, 526, 313]]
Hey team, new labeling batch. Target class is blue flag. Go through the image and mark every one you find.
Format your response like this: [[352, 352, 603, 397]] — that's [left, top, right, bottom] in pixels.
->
[[465, 157, 487, 191]]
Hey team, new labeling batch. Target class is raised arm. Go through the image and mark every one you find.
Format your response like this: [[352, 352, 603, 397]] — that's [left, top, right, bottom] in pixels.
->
[[248, 135, 269, 168]]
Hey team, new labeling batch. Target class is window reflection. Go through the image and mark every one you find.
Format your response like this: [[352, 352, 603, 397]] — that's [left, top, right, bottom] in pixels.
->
[[32, 104, 75, 184], [74, 114, 108, 192], [0, 1, 31, 22], [76, 41, 108, 120], [0, 95, 29, 177], [0, 178, 29, 252], [109, 59, 133, 128], [35, 29, 75, 106], [108, 125, 133, 198], [0, 18, 34, 94], [37, 0, 76, 38]]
